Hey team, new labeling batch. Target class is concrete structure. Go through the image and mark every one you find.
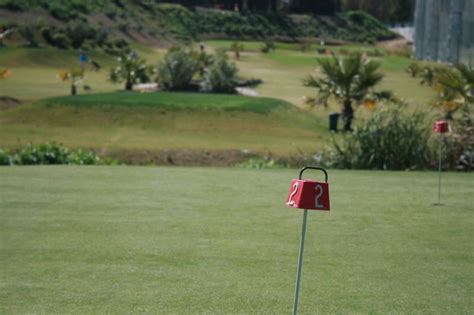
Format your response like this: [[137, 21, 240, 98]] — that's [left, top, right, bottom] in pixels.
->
[[414, 0, 473, 65]]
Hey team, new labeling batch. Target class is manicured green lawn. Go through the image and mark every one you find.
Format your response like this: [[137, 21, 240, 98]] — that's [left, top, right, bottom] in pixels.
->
[[1, 166, 473, 313]]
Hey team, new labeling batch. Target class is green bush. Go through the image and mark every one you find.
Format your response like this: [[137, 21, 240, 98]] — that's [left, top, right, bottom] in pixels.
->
[[156, 48, 198, 91], [200, 51, 238, 93], [48, 2, 79, 21], [261, 40, 275, 53], [18, 24, 39, 47], [329, 107, 431, 170], [65, 20, 95, 49], [0, 149, 12, 165], [435, 125, 474, 171], [0, 143, 116, 166], [238, 157, 289, 169]]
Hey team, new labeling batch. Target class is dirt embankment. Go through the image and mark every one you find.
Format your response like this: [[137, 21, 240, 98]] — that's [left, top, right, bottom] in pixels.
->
[[0, 96, 21, 110], [104, 149, 313, 167]]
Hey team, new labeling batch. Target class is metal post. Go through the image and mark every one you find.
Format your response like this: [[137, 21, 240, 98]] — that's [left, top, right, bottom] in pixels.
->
[[437, 136, 442, 204], [293, 209, 308, 315]]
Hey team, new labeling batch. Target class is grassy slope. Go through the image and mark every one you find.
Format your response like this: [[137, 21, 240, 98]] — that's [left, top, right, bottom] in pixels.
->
[[0, 2, 396, 44], [0, 42, 436, 156], [0, 92, 326, 155], [1, 166, 473, 313], [0, 46, 162, 101]]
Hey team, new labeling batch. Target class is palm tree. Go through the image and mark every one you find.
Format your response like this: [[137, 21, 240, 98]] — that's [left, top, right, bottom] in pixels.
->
[[432, 64, 473, 125], [230, 42, 244, 60], [109, 52, 150, 91], [304, 52, 385, 132]]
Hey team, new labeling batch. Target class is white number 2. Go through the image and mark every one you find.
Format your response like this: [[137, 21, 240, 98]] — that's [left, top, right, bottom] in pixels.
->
[[288, 182, 299, 206], [314, 184, 324, 208]]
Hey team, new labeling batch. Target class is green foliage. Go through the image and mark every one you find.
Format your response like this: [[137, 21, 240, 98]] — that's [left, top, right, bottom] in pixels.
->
[[437, 125, 474, 171], [305, 52, 384, 106], [109, 52, 150, 90], [0, 2, 396, 43], [406, 62, 422, 78], [64, 20, 95, 49], [329, 107, 431, 170], [0, 143, 116, 166], [238, 157, 288, 169], [200, 51, 238, 93], [297, 40, 312, 52], [304, 52, 388, 131], [58, 67, 84, 96], [260, 40, 275, 53], [38, 22, 121, 51], [419, 64, 473, 122], [18, 25, 38, 47], [48, 2, 79, 21], [230, 42, 244, 59], [156, 48, 198, 91]]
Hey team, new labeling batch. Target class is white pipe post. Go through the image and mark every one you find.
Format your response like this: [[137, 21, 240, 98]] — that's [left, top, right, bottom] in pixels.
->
[[293, 209, 309, 315], [437, 136, 442, 204]]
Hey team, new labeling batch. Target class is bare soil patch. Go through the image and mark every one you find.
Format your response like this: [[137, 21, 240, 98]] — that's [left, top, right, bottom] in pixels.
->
[[0, 96, 21, 110]]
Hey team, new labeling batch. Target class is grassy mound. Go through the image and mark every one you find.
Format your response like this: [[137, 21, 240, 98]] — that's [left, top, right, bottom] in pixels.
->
[[0, 92, 326, 157], [44, 92, 292, 114]]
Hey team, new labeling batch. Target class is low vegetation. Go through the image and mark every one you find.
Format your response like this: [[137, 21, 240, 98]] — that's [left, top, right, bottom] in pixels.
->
[[0, 142, 114, 165], [1, 2, 397, 49], [328, 106, 431, 170]]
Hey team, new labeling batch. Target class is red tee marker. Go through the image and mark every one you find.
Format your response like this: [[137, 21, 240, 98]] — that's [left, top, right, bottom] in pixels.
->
[[286, 166, 330, 315], [286, 179, 330, 211], [432, 120, 449, 133]]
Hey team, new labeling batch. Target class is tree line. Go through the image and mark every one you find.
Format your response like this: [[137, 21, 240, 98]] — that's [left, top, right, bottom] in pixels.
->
[[155, 0, 415, 22]]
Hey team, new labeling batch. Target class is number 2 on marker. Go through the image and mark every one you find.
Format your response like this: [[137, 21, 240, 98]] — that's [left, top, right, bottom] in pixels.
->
[[288, 182, 299, 206], [314, 184, 324, 208]]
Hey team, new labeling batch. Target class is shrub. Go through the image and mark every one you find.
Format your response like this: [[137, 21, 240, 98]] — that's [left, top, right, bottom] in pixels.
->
[[0, 143, 116, 166], [329, 106, 431, 170], [298, 40, 312, 52], [200, 51, 238, 93], [230, 42, 243, 59], [156, 48, 198, 91], [435, 124, 474, 171], [50, 32, 70, 49], [48, 2, 79, 21], [65, 20, 95, 49], [18, 25, 39, 47], [406, 62, 422, 78], [0, 149, 12, 165], [261, 40, 275, 53], [238, 157, 288, 169]]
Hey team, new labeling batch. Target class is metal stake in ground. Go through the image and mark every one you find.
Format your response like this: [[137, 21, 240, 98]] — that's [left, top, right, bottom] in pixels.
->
[[437, 136, 443, 204], [432, 120, 449, 205], [285, 166, 330, 315], [293, 209, 308, 315]]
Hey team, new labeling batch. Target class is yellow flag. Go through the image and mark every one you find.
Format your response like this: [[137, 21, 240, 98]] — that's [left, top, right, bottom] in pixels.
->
[[58, 70, 69, 81], [364, 99, 376, 111], [0, 69, 11, 79]]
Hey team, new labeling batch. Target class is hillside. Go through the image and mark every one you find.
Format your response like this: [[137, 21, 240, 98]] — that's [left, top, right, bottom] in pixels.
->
[[0, 1, 397, 49]]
